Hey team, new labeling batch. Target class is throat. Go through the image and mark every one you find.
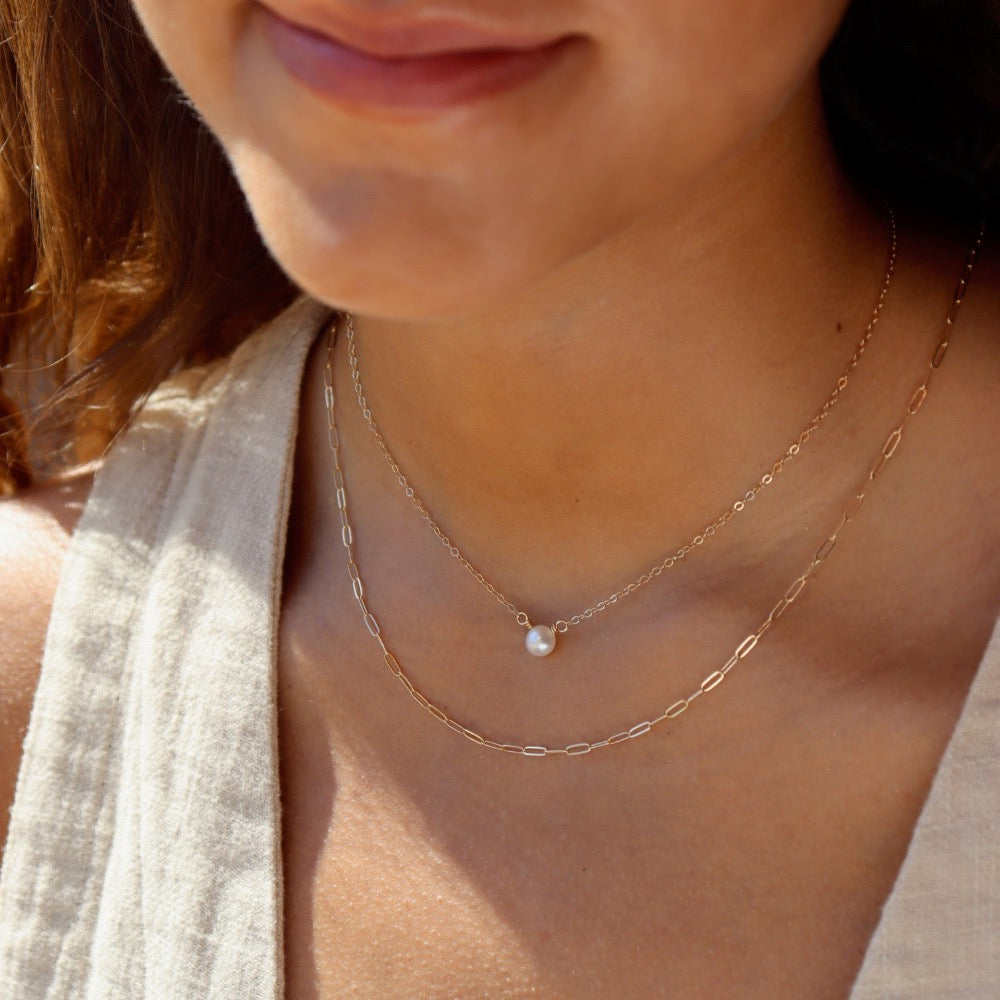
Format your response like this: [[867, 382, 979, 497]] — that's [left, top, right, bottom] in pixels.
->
[[319, 193, 891, 602]]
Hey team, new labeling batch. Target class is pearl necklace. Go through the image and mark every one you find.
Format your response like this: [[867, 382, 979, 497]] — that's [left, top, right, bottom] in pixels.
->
[[343, 211, 898, 658], [321, 226, 984, 755]]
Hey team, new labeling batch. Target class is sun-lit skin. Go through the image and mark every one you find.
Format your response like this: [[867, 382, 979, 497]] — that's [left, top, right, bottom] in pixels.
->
[[94, 3, 1000, 997], [128, 0, 891, 585]]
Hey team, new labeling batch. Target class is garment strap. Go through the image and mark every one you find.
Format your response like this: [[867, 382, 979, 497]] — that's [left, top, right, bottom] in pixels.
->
[[0, 295, 330, 999]]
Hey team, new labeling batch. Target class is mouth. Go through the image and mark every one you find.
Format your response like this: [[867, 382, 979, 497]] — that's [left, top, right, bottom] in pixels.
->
[[253, 3, 582, 113]]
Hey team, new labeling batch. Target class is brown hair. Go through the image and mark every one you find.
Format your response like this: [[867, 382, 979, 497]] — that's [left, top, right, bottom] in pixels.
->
[[0, 0, 296, 493], [1, 0, 998, 493]]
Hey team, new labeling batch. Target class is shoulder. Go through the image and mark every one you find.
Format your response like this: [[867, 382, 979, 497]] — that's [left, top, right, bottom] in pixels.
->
[[0, 472, 93, 859]]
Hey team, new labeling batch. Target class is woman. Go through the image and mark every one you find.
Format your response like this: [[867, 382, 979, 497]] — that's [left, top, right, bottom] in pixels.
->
[[0, 0, 998, 996]]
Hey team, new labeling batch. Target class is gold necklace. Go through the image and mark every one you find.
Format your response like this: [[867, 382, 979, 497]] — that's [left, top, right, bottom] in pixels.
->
[[322, 225, 984, 756], [344, 212, 898, 658]]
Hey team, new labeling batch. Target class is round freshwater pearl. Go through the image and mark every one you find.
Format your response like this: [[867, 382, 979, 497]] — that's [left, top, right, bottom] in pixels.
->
[[525, 625, 557, 658]]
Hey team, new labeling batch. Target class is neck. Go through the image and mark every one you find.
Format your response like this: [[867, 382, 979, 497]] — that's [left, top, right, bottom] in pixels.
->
[[328, 76, 891, 614]]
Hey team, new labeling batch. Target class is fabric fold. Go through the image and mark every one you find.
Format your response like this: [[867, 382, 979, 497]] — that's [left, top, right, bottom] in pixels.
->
[[0, 295, 330, 1000]]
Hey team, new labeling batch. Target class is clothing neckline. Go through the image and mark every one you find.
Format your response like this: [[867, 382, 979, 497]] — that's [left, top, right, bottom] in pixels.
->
[[276, 296, 1000, 996]]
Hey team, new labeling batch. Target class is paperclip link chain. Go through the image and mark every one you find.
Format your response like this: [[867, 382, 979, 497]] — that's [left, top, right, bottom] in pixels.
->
[[322, 225, 984, 756], [344, 210, 898, 638]]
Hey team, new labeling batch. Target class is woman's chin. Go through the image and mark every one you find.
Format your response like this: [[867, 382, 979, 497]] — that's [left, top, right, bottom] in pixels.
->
[[239, 178, 606, 320]]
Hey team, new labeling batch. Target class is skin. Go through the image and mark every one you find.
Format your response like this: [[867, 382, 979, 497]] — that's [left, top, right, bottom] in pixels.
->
[[2, 0, 1000, 997]]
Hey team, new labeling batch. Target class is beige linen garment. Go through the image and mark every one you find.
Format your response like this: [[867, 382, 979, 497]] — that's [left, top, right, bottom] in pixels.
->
[[0, 293, 997, 999]]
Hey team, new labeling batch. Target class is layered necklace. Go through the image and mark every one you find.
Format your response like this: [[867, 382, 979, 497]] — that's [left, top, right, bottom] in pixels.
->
[[342, 215, 899, 658], [321, 222, 984, 756]]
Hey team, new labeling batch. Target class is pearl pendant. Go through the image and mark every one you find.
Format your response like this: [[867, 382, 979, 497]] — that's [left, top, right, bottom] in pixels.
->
[[525, 625, 557, 658]]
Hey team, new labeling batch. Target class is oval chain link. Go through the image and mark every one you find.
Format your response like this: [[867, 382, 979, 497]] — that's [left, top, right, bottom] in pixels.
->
[[346, 211, 898, 634], [324, 225, 983, 756]]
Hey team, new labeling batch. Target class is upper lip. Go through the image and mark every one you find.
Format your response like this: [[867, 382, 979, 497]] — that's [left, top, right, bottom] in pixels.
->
[[255, 2, 570, 58]]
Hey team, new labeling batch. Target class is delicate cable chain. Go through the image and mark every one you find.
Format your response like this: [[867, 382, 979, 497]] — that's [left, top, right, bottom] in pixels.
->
[[323, 224, 984, 756], [346, 210, 898, 636]]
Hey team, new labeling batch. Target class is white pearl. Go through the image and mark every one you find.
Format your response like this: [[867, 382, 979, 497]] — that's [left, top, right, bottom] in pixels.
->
[[525, 625, 556, 658]]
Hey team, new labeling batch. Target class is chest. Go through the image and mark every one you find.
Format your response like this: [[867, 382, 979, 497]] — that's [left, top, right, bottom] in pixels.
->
[[275, 648, 959, 1000], [273, 451, 994, 1000]]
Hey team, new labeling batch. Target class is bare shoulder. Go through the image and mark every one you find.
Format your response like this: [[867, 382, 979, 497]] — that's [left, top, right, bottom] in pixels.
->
[[0, 472, 94, 857]]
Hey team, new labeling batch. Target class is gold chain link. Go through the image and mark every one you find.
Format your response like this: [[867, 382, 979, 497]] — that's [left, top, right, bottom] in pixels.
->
[[323, 224, 983, 756]]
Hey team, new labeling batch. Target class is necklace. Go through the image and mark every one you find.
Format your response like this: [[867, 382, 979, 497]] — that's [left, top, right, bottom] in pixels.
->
[[323, 226, 984, 756], [343, 211, 898, 658]]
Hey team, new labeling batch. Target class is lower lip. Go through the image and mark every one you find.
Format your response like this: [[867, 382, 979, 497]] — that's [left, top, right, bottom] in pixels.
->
[[256, 7, 575, 112]]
